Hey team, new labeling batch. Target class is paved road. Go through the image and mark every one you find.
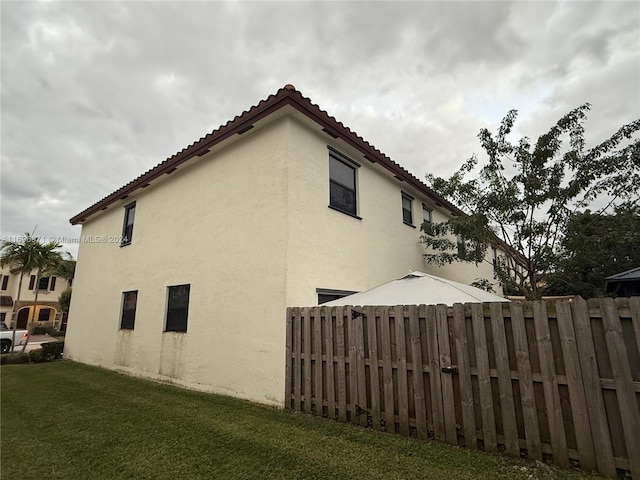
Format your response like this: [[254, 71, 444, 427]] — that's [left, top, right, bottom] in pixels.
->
[[23, 334, 61, 352]]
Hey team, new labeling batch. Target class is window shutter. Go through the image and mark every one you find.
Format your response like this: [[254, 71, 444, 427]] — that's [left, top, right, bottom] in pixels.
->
[[1, 276, 8, 290], [29, 275, 36, 290], [50, 277, 57, 291]]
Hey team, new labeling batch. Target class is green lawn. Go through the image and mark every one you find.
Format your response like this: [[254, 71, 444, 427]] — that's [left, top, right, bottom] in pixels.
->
[[1, 362, 598, 480]]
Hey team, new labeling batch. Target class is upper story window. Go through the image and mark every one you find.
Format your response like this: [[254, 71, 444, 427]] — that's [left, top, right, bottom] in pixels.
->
[[121, 202, 136, 246], [120, 291, 138, 330], [1, 275, 8, 290], [422, 204, 433, 234], [401, 192, 414, 226], [30, 276, 56, 291], [329, 153, 357, 217], [165, 284, 190, 333], [422, 204, 432, 224]]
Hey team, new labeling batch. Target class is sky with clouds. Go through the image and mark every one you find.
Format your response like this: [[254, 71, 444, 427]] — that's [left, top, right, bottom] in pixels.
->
[[1, 1, 638, 258]]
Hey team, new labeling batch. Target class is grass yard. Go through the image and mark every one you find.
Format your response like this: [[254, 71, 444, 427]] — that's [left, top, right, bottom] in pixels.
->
[[1, 362, 599, 480]]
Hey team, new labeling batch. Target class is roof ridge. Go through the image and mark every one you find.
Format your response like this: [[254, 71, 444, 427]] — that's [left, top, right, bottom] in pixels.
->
[[69, 84, 462, 225]]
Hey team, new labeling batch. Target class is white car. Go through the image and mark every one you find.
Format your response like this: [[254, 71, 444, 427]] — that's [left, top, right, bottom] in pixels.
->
[[0, 322, 29, 353]]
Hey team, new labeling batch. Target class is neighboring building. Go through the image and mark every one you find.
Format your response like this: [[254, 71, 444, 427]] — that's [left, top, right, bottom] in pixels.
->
[[0, 266, 70, 330], [606, 267, 640, 297], [65, 85, 506, 406]]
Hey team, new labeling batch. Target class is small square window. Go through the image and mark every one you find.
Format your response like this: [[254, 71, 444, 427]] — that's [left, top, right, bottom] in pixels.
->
[[121, 202, 136, 246], [166, 284, 190, 332], [38, 308, 51, 322], [402, 193, 413, 226], [329, 154, 357, 216], [120, 291, 138, 330], [38, 277, 50, 291]]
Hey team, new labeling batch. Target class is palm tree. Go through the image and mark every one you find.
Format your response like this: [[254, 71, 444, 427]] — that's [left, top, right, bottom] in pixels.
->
[[23, 242, 65, 351], [0, 234, 61, 352], [55, 258, 76, 287]]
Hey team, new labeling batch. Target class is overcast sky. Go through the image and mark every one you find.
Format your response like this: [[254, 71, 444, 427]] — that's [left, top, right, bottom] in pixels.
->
[[1, 1, 639, 258]]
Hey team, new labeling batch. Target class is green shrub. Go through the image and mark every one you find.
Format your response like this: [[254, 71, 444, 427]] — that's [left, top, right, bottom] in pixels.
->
[[28, 349, 45, 363], [29, 325, 64, 337], [41, 341, 64, 361], [0, 352, 30, 364]]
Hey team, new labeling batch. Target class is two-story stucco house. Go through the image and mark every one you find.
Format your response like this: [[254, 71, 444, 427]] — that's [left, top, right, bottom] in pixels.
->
[[0, 266, 70, 330], [65, 85, 502, 406]]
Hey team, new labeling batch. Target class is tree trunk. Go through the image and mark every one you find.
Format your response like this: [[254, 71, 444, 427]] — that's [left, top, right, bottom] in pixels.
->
[[21, 270, 41, 353], [9, 271, 24, 353]]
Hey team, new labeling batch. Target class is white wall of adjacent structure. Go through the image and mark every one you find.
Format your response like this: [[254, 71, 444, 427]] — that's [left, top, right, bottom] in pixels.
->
[[65, 112, 500, 406]]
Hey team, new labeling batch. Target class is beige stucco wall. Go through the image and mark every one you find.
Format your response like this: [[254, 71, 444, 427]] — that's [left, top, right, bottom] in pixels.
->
[[66, 111, 501, 407], [284, 116, 498, 307], [0, 266, 69, 325], [66, 118, 290, 406]]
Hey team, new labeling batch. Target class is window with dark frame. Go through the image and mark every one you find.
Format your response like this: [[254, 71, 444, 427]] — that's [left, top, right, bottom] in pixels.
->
[[316, 288, 358, 305], [38, 308, 50, 322], [29, 275, 36, 290], [50, 276, 57, 291], [1, 275, 8, 290], [402, 193, 413, 225], [329, 154, 357, 216], [121, 202, 136, 246], [165, 284, 190, 332], [422, 204, 432, 225], [120, 291, 138, 330], [38, 276, 50, 290]]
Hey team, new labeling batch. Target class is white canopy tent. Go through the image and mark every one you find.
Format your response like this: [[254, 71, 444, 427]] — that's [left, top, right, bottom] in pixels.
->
[[322, 271, 509, 307]]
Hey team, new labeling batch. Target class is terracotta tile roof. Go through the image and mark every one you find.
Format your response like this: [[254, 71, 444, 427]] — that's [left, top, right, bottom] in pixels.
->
[[70, 84, 464, 224]]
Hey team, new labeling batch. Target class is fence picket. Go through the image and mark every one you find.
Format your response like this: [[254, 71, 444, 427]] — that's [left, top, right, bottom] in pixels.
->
[[436, 304, 457, 444], [335, 306, 347, 422], [599, 298, 640, 479], [367, 306, 381, 430], [409, 305, 428, 439], [490, 302, 519, 456], [285, 307, 294, 409], [381, 306, 395, 433], [427, 304, 444, 441], [471, 303, 497, 453], [294, 307, 302, 412], [395, 306, 410, 436], [453, 303, 476, 449], [533, 300, 569, 468], [303, 307, 312, 414], [571, 297, 616, 478], [355, 309, 368, 427], [510, 301, 542, 460], [555, 300, 595, 471], [325, 307, 336, 420], [313, 308, 323, 416]]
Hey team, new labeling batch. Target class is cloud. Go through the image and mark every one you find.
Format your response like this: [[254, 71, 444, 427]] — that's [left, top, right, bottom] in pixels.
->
[[1, 1, 638, 258]]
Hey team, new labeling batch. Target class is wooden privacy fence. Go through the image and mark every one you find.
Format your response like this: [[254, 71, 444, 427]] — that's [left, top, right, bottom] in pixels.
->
[[285, 297, 640, 479]]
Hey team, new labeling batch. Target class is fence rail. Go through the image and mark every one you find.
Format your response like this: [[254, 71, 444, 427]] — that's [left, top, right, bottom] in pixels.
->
[[285, 297, 640, 479]]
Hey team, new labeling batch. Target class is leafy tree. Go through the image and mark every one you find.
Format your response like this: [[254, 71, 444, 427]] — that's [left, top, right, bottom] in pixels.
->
[[421, 105, 640, 299], [545, 206, 640, 298], [58, 287, 72, 314], [0, 234, 64, 351], [55, 259, 76, 287]]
